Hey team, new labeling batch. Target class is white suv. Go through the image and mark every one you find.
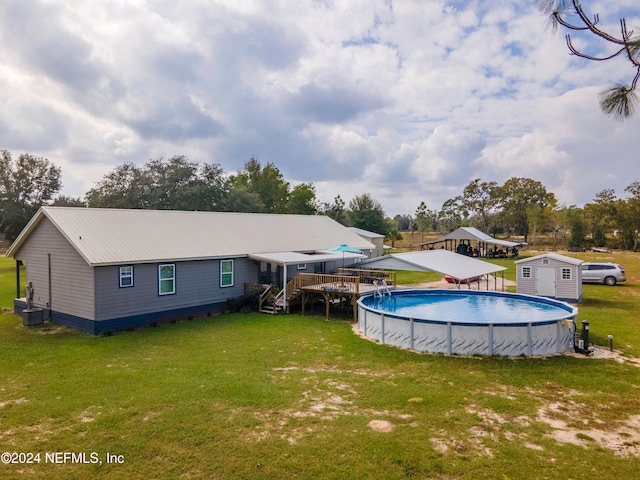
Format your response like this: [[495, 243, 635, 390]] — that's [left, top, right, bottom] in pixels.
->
[[581, 262, 626, 286]]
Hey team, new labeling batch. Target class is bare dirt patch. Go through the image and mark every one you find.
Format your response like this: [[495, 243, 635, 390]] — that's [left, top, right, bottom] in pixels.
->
[[0, 398, 28, 408], [463, 385, 640, 458], [368, 420, 394, 432], [245, 367, 413, 444]]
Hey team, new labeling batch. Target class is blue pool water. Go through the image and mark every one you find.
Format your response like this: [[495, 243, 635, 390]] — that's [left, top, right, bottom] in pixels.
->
[[360, 290, 576, 325]]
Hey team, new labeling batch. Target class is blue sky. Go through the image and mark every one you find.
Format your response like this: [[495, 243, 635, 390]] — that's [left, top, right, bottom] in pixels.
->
[[1, 0, 639, 215]]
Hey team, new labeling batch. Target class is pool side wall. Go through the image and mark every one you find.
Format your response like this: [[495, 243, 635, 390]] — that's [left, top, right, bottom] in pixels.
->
[[357, 290, 576, 356]]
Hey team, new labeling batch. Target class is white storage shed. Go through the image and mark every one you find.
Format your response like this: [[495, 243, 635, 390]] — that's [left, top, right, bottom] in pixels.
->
[[515, 253, 583, 303]]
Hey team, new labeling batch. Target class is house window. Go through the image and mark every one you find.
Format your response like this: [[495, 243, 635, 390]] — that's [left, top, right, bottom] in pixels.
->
[[561, 268, 571, 280], [542, 259, 549, 265], [522, 267, 531, 278], [297, 264, 307, 270], [159, 264, 175, 295], [220, 260, 234, 287], [119, 266, 134, 288]]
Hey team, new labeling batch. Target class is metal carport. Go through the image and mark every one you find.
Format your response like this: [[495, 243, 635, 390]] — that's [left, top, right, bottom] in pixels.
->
[[357, 249, 507, 290]]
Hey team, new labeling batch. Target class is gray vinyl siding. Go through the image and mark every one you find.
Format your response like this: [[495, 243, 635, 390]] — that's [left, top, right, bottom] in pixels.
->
[[94, 257, 256, 321], [12, 217, 95, 320]]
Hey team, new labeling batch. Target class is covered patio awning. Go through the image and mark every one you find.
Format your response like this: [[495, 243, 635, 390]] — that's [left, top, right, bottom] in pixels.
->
[[248, 250, 366, 311], [248, 250, 365, 266], [357, 250, 507, 289]]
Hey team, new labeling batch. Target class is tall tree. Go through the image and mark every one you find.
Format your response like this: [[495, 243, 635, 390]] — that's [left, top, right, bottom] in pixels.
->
[[584, 189, 618, 247], [348, 193, 387, 235], [392, 214, 412, 232], [86, 162, 146, 209], [287, 183, 318, 215], [53, 196, 87, 207], [385, 227, 402, 248], [414, 201, 430, 242], [233, 158, 290, 213], [566, 206, 586, 249], [624, 181, 640, 250], [324, 195, 348, 225], [438, 197, 465, 233], [460, 178, 497, 233], [0, 150, 62, 241], [495, 177, 551, 242], [86, 157, 228, 211], [537, 0, 640, 119]]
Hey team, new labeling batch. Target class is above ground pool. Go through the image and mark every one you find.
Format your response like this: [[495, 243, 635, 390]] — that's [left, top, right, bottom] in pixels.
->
[[357, 289, 578, 356]]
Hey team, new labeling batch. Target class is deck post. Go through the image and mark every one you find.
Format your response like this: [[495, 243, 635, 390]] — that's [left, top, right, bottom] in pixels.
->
[[352, 294, 357, 322], [324, 291, 330, 320]]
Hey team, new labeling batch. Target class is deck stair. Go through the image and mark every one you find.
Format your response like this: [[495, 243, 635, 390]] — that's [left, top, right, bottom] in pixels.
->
[[258, 284, 282, 314]]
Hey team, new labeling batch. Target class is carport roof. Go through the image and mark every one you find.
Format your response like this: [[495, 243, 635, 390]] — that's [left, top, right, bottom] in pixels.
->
[[357, 249, 507, 280], [416, 226, 526, 248]]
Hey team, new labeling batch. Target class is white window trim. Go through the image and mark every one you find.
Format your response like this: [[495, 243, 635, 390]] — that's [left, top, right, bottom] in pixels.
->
[[561, 268, 571, 280], [297, 264, 307, 270], [220, 259, 234, 288], [119, 266, 134, 288], [158, 264, 176, 295], [522, 267, 531, 278]]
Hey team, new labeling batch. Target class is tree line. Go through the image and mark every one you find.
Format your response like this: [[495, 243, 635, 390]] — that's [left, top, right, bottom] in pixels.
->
[[1, 149, 639, 250], [0, 151, 387, 242]]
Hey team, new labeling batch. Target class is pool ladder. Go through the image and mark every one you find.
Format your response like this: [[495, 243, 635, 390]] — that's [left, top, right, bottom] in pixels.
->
[[373, 279, 392, 299]]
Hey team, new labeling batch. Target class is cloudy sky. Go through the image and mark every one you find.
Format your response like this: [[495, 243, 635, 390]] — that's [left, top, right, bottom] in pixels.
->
[[2, 0, 640, 216]]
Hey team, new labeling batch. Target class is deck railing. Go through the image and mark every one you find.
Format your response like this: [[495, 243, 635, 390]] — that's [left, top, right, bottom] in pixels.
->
[[277, 273, 360, 306], [337, 268, 396, 286]]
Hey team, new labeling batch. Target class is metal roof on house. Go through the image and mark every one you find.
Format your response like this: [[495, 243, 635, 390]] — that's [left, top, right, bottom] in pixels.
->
[[515, 253, 583, 266], [358, 250, 507, 279], [348, 227, 384, 239], [6, 207, 375, 266]]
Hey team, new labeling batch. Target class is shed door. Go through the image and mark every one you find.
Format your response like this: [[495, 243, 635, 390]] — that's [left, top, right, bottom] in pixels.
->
[[536, 267, 556, 297]]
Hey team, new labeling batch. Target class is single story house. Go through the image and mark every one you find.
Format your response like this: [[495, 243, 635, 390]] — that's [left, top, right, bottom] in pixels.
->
[[6, 207, 375, 334], [515, 253, 583, 303]]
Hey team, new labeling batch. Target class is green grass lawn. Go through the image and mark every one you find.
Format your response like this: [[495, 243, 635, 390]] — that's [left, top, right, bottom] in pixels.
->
[[0, 256, 23, 310], [1, 253, 640, 479]]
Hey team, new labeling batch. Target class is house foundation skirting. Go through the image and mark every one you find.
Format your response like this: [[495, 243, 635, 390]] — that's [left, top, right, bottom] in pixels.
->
[[13, 299, 227, 335]]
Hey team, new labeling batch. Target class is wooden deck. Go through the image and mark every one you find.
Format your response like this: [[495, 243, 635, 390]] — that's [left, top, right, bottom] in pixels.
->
[[252, 270, 396, 320], [292, 271, 395, 321]]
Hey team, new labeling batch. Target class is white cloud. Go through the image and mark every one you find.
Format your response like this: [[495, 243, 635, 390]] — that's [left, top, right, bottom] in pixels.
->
[[1, 0, 639, 216]]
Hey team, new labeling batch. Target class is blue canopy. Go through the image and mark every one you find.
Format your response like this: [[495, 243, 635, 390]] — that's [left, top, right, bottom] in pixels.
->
[[327, 243, 363, 254]]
